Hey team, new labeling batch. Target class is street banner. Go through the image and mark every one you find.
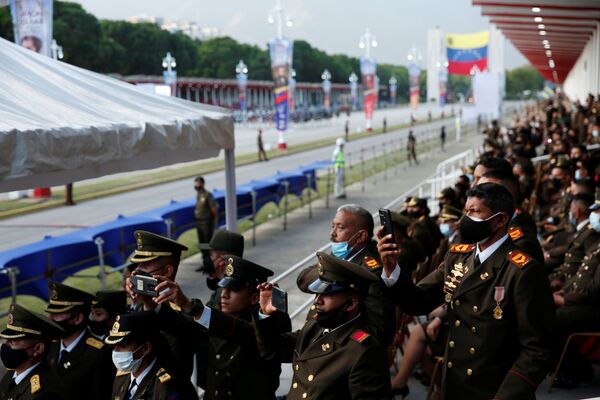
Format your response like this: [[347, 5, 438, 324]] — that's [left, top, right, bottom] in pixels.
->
[[236, 71, 248, 112], [360, 57, 377, 131], [350, 80, 358, 110], [389, 80, 397, 105], [9, 0, 53, 57], [446, 30, 489, 76], [408, 63, 420, 110], [439, 66, 448, 106], [288, 71, 296, 112], [269, 38, 293, 134], [322, 79, 331, 110]]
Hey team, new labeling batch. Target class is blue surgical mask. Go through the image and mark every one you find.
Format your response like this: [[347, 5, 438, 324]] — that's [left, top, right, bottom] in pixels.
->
[[575, 170, 582, 181], [466, 174, 474, 182], [592, 130, 599, 138], [590, 212, 600, 232], [112, 344, 145, 372], [331, 231, 360, 260], [568, 211, 577, 226], [440, 223, 452, 237]]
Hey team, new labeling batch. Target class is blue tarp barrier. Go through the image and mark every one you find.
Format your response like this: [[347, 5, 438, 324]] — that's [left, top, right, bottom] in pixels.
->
[[0, 164, 322, 301]]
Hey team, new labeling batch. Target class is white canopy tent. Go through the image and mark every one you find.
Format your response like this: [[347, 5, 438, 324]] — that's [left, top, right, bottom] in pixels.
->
[[0, 37, 237, 229]]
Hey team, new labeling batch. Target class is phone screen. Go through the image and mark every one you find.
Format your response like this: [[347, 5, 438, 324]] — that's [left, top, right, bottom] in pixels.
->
[[271, 286, 288, 313]]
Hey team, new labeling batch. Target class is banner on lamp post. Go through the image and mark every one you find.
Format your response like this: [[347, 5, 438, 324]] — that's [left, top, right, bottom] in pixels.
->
[[389, 82, 397, 106], [350, 80, 358, 110], [236, 72, 248, 112], [269, 38, 293, 145], [10, 0, 53, 57], [439, 66, 448, 106], [360, 57, 377, 131], [322, 79, 331, 110], [409, 63, 420, 110]]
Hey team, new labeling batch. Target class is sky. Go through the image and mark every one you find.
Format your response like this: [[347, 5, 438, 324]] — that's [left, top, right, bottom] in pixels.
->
[[69, 0, 528, 69]]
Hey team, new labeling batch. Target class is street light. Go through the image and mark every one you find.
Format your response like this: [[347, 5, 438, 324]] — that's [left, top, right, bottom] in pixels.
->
[[358, 28, 377, 59], [162, 52, 177, 96], [268, 0, 292, 39], [51, 39, 63, 60], [235, 60, 248, 117], [389, 76, 397, 105], [162, 52, 176, 71], [321, 69, 332, 110], [349, 72, 358, 110]]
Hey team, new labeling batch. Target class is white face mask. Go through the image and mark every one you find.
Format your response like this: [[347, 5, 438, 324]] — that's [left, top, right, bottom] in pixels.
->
[[112, 344, 145, 372]]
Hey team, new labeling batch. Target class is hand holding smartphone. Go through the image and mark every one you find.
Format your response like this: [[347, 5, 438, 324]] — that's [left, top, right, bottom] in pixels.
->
[[379, 208, 395, 242]]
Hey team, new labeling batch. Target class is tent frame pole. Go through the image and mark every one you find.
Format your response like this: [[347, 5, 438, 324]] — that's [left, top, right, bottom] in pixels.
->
[[224, 148, 237, 232]]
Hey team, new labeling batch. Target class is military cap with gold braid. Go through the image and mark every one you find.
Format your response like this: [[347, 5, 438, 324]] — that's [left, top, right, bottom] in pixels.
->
[[407, 197, 427, 209], [45, 281, 97, 313], [129, 230, 188, 263], [390, 211, 411, 230], [105, 311, 158, 345], [436, 187, 456, 200], [1, 304, 64, 339], [589, 187, 600, 211], [93, 290, 128, 315], [308, 252, 379, 294], [439, 204, 463, 223], [218, 255, 273, 290]]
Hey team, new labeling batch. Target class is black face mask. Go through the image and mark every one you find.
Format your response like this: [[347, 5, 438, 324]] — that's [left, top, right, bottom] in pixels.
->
[[551, 178, 563, 190], [314, 300, 352, 329], [55, 315, 85, 337], [206, 277, 220, 291], [88, 319, 111, 337], [406, 210, 422, 219], [458, 213, 503, 243], [1, 343, 31, 369]]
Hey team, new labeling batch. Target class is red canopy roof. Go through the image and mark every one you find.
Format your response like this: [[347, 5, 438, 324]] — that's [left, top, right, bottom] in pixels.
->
[[472, 0, 600, 83]]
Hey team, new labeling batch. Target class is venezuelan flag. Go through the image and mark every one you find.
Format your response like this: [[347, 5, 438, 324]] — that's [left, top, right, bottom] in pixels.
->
[[446, 31, 489, 76]]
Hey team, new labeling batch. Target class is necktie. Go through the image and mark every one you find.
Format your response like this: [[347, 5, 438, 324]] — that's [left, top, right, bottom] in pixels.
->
[[474, 255, 481, 269], [57, 349, 69, 366], [125, 379, 137, 400]]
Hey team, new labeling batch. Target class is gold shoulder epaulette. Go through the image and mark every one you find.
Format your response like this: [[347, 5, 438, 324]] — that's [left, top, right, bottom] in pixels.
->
[[86, 337, 104, 349], [350, 330, 370, 344], [30, 374, 41, 394], [168, 302, 182, 312], [156, 367, 172, 383], [508, 250, 533, 268], [363, 256, 381, 270], [508, 227, 524, 241], [116, 370, 129, 377], [449, 244, 475, 253]]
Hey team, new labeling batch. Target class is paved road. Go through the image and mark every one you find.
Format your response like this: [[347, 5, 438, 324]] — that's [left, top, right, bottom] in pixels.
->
[[0, 113, 456, 251]]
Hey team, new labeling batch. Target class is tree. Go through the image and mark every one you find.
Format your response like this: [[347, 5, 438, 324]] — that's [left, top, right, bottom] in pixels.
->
[[505, 65, 544, 100]]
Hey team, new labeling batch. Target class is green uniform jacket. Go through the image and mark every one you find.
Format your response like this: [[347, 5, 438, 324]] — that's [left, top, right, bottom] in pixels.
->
[[0, 360, 64, 400], [111, 361, 198, 400], [47, 330, 115, 400], [157, 303, 291, 400], [296, 241, 396, 347], [254, 315, 392, 400], [551, 225, 600, 281], [564, 246, 600, 306], [509, 211, 544, 265], [387, 238, 554, 400]]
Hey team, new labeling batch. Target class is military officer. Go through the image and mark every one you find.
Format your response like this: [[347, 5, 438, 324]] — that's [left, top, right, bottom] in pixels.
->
[[437, 204, 464, 256], [194, 176, 218, 270], [256, 252, 393, 400], [378, 183, 554, 399], [405, 197, 443, 257], [45, 282, 115, 400], [479, 169, 544, 264], [296, 204, 396, 347], [549, 193, 600, 286], [140, 255, 291, 400], [0, 304, 65, 400], [106, 311, 198, 400], [127, 230, 196, 380], [89, 290, 128, 339]]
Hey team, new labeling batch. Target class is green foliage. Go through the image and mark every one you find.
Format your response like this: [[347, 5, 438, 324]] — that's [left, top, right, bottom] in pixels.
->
[[505, 65, 544, 100], [0, 6, 13, 41]]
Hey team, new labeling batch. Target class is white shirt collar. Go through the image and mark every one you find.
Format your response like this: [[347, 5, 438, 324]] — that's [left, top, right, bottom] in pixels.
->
[[60, 329, 86, 353], [577, 219, 589, 231], [475, 234, 509, 264], [131, 357, 156, 393], [13, 361, 41, 385]]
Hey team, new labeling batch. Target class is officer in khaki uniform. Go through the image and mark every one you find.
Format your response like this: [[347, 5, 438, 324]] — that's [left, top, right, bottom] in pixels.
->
[[194, 176, 218, 269], [146, 255, 291, 400], [378, 183, 554, 400], [405, 197, 442, 258], [0, 304, 65, 400], [106, 312, 198, 400], [255, 252, 392, 400], [45, 282, 115, 400]]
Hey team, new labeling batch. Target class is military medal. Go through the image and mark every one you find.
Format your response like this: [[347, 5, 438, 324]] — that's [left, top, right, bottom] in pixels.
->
[[493, 286, 505, 320], [445, 292, 452, 303]]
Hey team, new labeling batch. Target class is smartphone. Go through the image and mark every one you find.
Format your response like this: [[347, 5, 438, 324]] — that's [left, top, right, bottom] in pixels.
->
[[271, 286, 288, 313], [379, 208, 395, 242], [130, 273, 159, 297]]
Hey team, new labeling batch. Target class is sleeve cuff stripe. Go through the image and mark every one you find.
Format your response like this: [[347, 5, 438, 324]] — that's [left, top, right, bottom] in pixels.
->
[[508, 369, 537, 389]]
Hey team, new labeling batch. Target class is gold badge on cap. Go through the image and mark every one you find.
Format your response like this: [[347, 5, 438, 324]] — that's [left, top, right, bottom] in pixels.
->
[[51, 285, 58, 300], [7, 311, 13, 325], [318, 262, 324, 276], [111, 321, 120, 333], [225, 258, 234, 277]]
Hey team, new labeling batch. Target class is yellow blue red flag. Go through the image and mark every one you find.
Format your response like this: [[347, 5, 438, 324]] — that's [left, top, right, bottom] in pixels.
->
[[446, 31, 489, 76]]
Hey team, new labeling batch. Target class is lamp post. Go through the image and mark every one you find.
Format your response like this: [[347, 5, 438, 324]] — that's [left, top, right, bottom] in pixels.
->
[[50, 39, 63, 60], [407, 46, 423, 110], [235, 60, 248, 120], [389, 76, 397, 106], [321, 69, 332, 110], [359, 28, 378, 131], [162, 52, 177, 96], [268, 0, 293, 150], [349, 72, 358, 110], [289, 68, 296, 112]]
